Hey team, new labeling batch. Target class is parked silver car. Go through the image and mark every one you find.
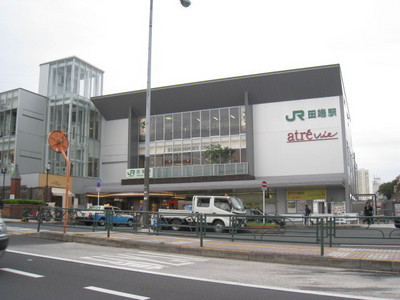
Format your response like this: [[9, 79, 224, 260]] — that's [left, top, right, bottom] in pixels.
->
[[0, 217, 9, 257]]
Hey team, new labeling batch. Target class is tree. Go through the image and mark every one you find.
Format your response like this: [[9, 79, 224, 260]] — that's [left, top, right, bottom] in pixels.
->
[[204, 144, 231, 164], [378, 176, 400, 199]]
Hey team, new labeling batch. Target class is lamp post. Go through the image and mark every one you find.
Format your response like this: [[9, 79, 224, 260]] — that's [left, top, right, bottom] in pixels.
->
[[1, 166, 7, 201], [45, 164, 51, 202], [143, 0, 191, 213]]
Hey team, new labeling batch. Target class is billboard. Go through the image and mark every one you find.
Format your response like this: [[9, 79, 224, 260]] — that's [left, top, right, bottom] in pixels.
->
[[253, 96, 343, 177]]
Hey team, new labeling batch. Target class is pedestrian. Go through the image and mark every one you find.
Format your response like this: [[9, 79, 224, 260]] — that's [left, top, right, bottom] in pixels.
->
[[139, 200, 144, 211], [304, 204, 312, 225], [363, 202, 373, 225], [0, 199, 3, 218]]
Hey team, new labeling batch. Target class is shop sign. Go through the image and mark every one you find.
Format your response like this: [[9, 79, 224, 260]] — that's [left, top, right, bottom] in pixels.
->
[[286, 189, 326, 200], [126, 168, 153, 178], [287, 128, 338, 143]]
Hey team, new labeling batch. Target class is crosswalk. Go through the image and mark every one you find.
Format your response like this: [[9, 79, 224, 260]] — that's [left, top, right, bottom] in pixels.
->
[[81, 251, 208, 270]]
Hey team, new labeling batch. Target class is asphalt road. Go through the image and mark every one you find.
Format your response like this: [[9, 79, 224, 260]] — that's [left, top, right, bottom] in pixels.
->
[[2, 234, 400, 299], [1, 238, 347, 300]]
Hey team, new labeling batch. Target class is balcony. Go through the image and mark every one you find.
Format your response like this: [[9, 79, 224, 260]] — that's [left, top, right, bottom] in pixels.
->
[[121, 162, 253, 185], [153, 162, 248, 178]]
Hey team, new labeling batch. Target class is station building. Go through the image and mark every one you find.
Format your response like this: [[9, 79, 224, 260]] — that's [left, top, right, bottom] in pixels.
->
[[0, 57, 357, 214], [91, 64, 357, 215]]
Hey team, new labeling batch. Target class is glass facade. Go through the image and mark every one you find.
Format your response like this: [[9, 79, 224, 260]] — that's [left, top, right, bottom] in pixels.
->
[[138, 106, 247, 171], [0, 90, 18, 172], [45, 57, 103, 177]]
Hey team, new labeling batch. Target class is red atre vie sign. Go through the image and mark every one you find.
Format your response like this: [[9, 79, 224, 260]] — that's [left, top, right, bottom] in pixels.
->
[[261, 181, 267, 188]]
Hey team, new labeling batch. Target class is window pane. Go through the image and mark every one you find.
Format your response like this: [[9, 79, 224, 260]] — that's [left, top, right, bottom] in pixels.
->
[[182, 112, 191, 138], [240, 106, 246, 133], [173, 153, 182, 166], [165, 115, 172, 140], [220, 108, 229, 135], [191, 111, 200, 138], [139, 118, 146, 142], [201, 110, 210, 137], [164, 154, 172, 166], [230, 107, 240, 135], [192, 152, 201, 165], [156, 155, 163, 167], [182, 152, 191, 165], [150, 117, 155, 141], [210, 110, 219, 136], [156, 115, 164, 141], [173, 113, 182, 139]]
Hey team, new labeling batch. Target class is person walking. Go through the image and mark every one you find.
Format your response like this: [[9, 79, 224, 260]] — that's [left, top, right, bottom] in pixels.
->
[[304, 204, 312, 225], [363, 201, 373, 225]]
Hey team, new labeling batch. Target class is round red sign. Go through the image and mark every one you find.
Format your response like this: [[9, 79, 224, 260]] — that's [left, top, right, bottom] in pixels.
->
[[261, 181, 267, 188]]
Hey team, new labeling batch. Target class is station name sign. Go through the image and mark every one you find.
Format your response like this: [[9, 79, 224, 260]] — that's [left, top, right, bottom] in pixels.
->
[[285, 107, 339, 143], [126, 168, 153, 178]]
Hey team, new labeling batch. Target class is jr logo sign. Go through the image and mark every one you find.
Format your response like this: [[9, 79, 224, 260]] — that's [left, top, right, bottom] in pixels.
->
[[285, 108, 337, 122]]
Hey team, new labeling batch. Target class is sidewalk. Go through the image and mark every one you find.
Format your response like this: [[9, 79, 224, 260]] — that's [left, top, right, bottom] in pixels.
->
[[9, 221, 399, 273]]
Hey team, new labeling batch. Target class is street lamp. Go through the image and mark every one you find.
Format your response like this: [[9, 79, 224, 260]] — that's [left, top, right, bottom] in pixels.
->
[[45, 164, 51, 202], [1, 166, 7, 201], [143, 0, 191, 213]]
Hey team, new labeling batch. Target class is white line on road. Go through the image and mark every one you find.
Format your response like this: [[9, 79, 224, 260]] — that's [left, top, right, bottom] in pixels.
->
[[0, 268, 44, 278], [6, 250, 389, 300], [84, 286, 150, 300]]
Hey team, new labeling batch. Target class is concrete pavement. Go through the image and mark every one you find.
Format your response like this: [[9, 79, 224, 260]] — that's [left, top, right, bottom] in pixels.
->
[[6, 219, 400, 273]]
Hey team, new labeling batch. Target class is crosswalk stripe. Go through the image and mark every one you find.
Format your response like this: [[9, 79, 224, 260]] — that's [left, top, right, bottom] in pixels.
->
[[85, 286, 150, 300], [0, 268, 44, 278]]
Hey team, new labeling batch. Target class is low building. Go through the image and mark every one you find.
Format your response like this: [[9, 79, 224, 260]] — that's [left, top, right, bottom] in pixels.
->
[[91, 64, 357, 214]]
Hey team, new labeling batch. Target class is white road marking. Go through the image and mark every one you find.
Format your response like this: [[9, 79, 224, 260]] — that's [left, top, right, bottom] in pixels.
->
[[85, 286, 149, 300], [6, 250, 388, 300], [81, 251, 208, 270], [0, 268, 44, 278]]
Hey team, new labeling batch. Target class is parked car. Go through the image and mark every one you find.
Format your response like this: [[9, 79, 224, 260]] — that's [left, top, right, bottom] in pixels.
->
[[0, 217, 9, 258], [245, 208, 286, 227], [245, 209, 263, 222], [75, 205, 135, 227]]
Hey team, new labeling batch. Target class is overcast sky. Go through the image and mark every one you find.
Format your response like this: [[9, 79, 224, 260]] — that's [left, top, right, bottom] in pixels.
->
[[0, 0, 399, 184]]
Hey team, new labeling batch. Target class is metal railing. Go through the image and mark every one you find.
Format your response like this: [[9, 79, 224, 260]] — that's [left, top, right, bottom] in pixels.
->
[[152, 162, 248, 178], [12, 207, 399, 256]]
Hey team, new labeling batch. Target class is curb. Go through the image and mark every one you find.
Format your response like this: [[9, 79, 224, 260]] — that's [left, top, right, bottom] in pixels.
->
[[28, 231, 400, 274]]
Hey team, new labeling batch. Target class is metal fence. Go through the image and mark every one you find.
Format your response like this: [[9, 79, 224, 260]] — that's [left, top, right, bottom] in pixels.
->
[[14, 207, 400, 256]]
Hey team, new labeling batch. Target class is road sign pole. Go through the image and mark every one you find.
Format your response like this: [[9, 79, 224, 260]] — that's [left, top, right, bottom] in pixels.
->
[[263, 189, 266, 224], [261, 181, 268, 224]]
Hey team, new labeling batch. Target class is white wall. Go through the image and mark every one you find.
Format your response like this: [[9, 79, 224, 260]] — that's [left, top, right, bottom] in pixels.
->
[[253, 96, 344, 177], [100, 119, 129, 183]]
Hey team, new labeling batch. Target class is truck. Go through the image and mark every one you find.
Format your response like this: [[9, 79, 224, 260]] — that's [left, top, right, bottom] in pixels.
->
[[159, 195, 246, 233]]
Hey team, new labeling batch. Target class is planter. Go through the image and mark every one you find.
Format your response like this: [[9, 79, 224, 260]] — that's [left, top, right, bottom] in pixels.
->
[[2, 204, 42, 219]]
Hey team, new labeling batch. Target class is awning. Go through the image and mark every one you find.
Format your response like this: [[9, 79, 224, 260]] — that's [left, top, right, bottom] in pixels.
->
[[86, 192, 175, 198], [51, 187, 75, 197]]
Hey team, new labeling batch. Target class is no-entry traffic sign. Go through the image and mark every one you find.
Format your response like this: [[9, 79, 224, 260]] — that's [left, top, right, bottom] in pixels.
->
[[261, 181, 268, 191]]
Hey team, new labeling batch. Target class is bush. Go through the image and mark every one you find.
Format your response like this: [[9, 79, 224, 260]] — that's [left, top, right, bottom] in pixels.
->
[[3, 199, 46, 205]]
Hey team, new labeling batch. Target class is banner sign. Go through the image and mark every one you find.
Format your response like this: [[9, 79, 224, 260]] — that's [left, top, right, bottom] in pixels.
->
[[286, 189, 326, 200]]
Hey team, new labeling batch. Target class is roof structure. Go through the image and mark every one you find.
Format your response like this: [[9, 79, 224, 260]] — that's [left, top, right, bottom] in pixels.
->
[[92, 64, 343, 120]]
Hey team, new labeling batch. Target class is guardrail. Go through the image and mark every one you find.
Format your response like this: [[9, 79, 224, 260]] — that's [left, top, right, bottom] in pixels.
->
[[16, 207, 400, 256]]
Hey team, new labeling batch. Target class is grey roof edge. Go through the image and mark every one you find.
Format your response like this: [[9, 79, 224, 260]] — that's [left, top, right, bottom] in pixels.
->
[[0, 88, 48, 98], [92, 64, 341, 101]]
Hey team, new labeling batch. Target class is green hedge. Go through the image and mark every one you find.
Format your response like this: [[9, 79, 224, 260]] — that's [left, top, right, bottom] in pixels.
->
[[3, 199, 46, 205]]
